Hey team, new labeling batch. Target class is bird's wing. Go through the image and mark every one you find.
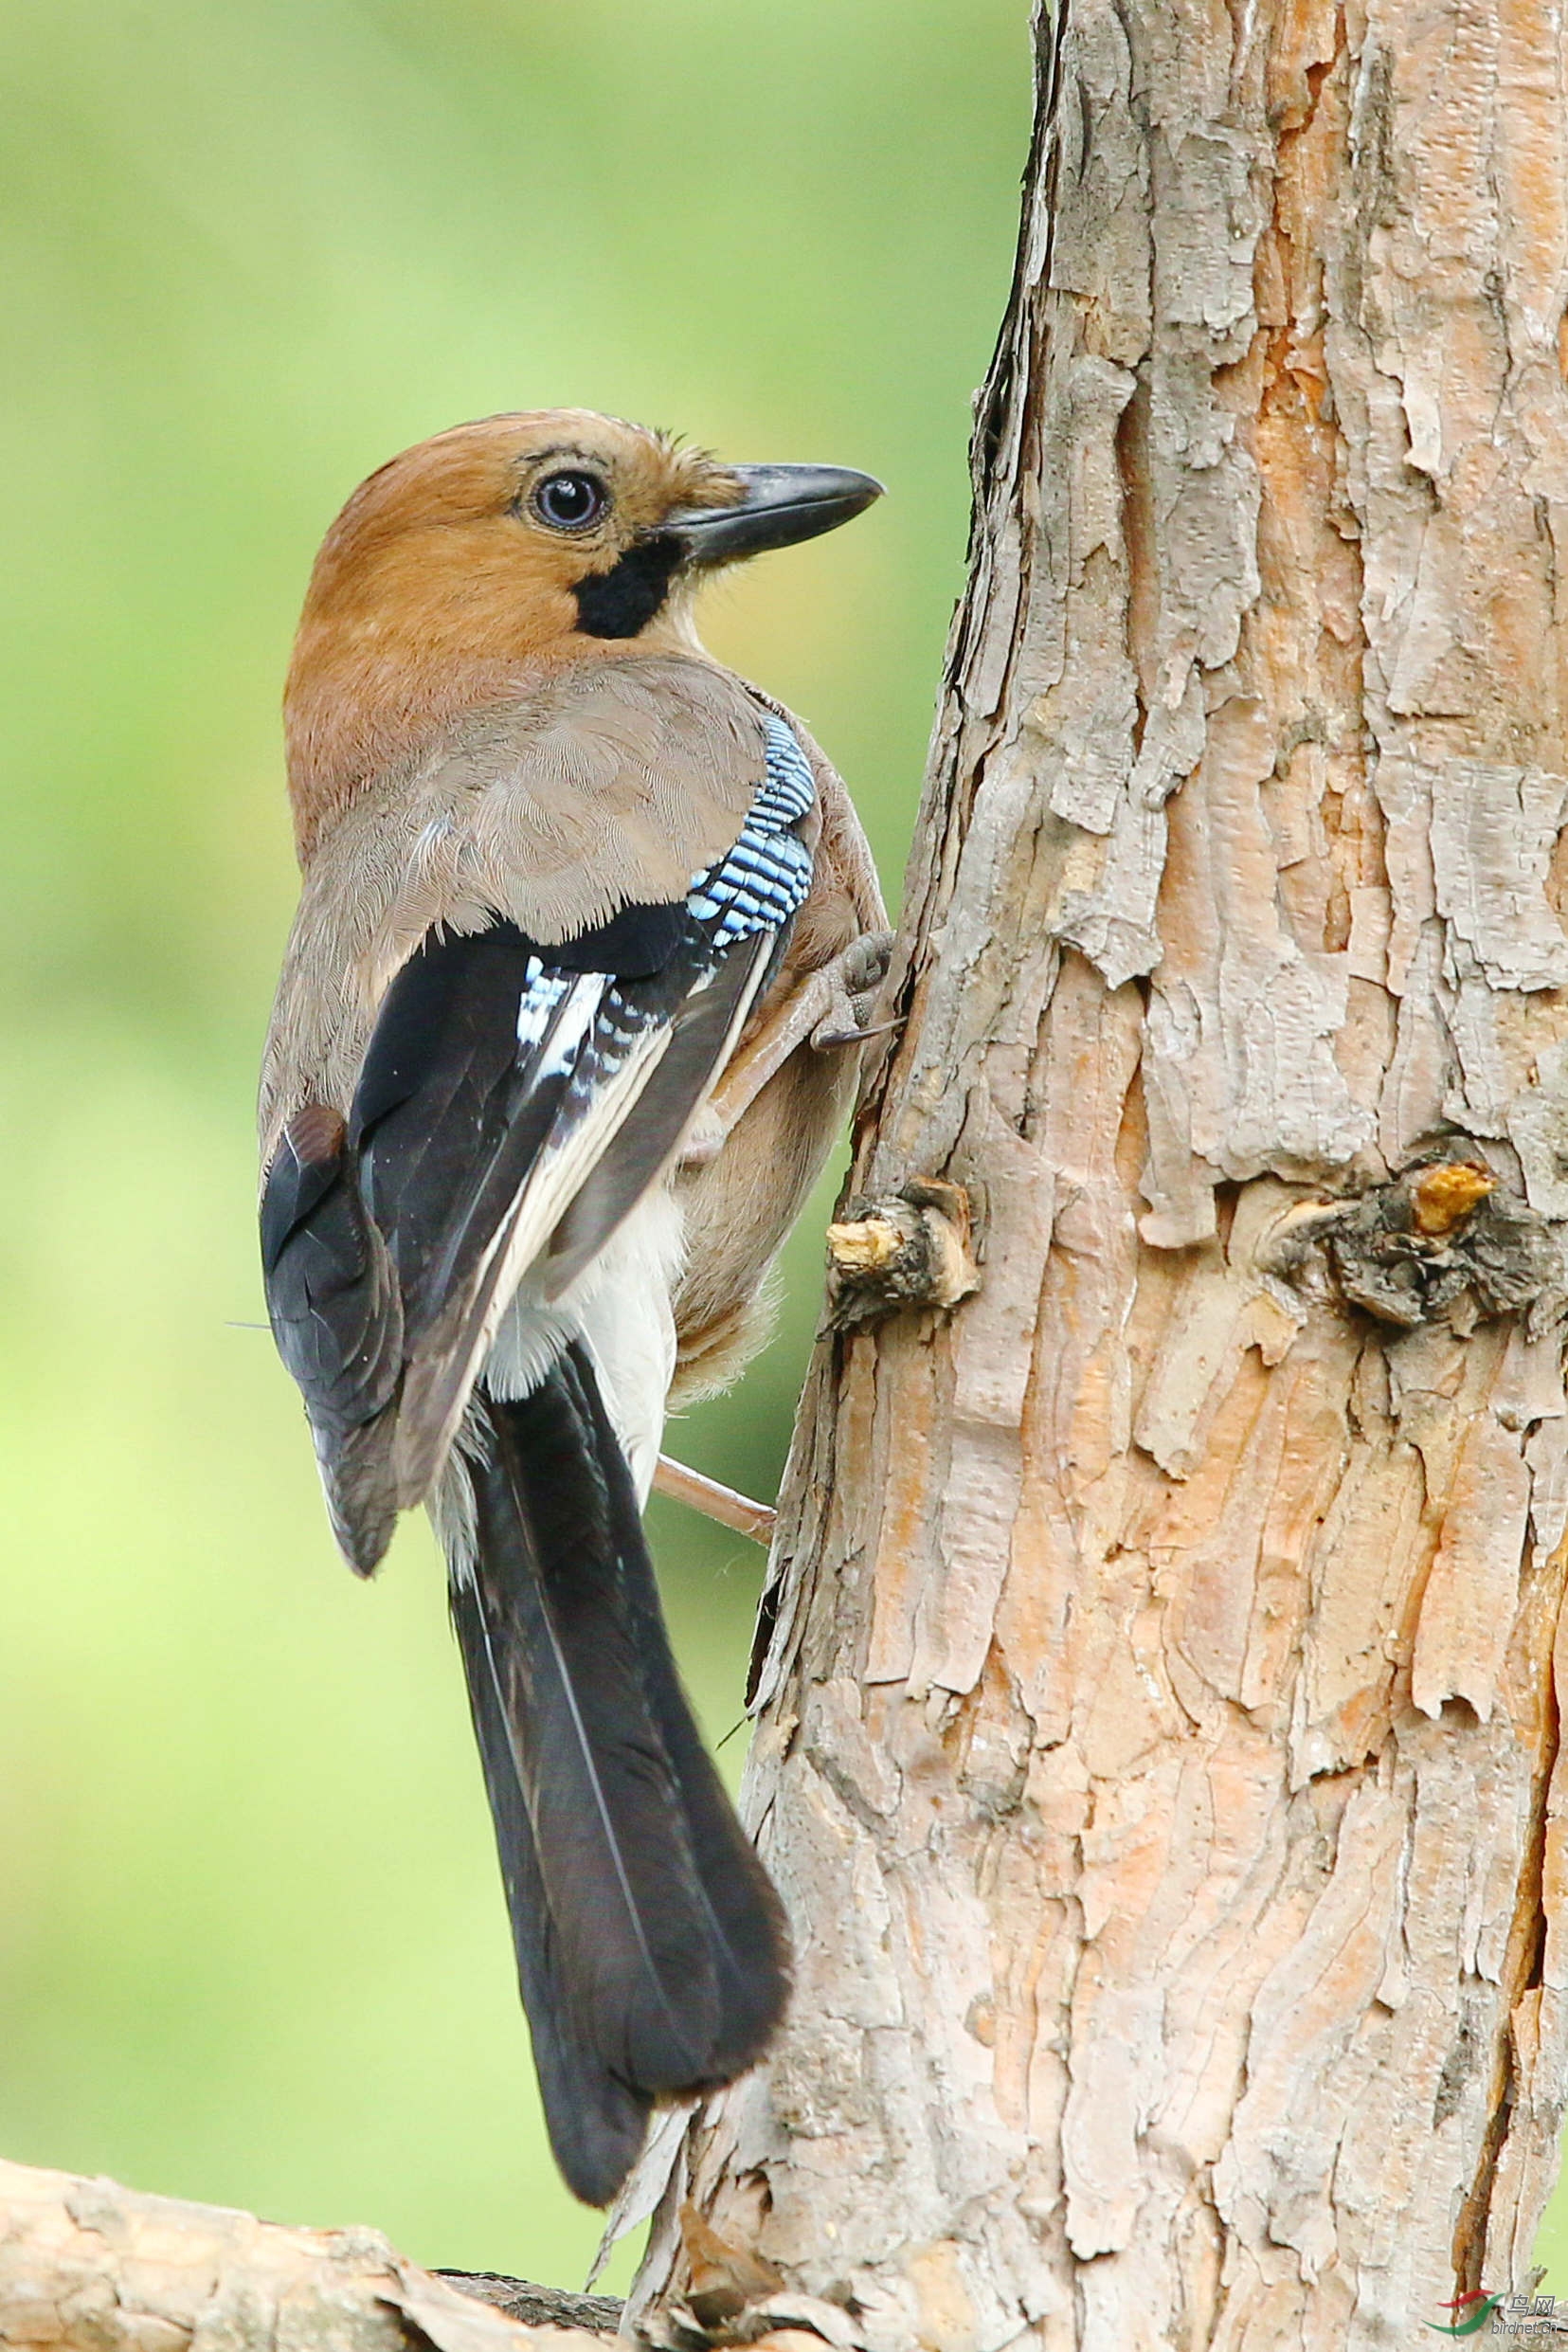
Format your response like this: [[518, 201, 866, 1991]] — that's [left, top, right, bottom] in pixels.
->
[[261, 714, 818, 1567], [260, 657, 781, 1149]]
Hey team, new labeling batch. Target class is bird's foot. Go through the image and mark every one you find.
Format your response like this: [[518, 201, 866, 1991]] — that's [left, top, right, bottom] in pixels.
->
[[677, 929, 897, 1170], [653, 1454, 776, 1545], [808, 928, 895, 1050]]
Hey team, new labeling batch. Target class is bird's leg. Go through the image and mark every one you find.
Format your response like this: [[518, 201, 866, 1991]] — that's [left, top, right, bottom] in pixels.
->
[[802, 925, 898, 1049], [681, 930, 895, 1167], [653, 1454, 777, 1546]]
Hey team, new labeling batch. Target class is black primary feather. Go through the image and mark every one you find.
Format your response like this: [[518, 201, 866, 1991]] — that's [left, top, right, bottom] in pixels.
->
[[351, 922, 593, 1338], [448, 1352, 789, 2204], [260, 1108, 404, 1569]]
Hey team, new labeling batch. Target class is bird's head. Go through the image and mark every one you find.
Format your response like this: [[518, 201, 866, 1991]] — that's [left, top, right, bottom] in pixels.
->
[[284, 408, 881, 856]]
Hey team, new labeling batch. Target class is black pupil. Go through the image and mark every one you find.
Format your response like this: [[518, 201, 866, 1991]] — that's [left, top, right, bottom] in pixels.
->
[[537, 471, 604, 528]]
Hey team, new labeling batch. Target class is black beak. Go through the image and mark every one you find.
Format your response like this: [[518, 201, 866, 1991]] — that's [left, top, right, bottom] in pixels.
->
[[671, 462, 884, 567]]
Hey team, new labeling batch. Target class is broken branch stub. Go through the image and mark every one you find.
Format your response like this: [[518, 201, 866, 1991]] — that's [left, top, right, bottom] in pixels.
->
[[823, 1177, 979, 1331], [1261, 1155, 1565, 1334]]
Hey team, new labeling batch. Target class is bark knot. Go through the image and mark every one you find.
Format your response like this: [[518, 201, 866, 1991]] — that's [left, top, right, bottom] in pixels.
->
[[1258, 1155, 1563, 1332], [825, 1177, 981, 1331]]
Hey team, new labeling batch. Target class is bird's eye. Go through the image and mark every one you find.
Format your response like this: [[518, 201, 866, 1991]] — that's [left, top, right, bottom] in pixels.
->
[[531, 470, 610, 532]]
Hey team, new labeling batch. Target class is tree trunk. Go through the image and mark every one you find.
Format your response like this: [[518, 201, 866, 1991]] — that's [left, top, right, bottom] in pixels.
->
[[629, 0, 1568, 2343]]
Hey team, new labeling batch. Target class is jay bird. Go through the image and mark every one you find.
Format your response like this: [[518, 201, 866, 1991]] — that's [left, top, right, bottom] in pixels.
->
[[258, 411, 888, 2204]]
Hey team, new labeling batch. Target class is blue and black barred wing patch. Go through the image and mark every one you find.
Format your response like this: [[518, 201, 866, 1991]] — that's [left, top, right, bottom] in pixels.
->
[[348, 714, 820, 1510], [532, 717, 817, 1295], [682, 715, 814, 946]]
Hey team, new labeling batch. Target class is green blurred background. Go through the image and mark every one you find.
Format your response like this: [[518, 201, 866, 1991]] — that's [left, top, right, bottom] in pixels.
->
[[0, 0, 1031, 2298]]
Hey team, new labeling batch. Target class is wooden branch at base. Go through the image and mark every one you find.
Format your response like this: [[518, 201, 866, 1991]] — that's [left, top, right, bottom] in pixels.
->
[[0, 2158, 615, 2352]]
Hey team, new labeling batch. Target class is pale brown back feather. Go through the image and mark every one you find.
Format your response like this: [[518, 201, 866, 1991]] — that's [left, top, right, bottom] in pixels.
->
[[260, 656, 770, 1156]]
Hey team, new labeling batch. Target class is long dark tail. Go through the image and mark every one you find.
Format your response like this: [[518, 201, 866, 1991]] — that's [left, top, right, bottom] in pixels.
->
[[445, 1343, 789, 2206]]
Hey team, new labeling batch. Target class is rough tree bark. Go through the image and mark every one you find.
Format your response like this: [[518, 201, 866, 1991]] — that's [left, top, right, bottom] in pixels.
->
[[623, 0, 1568, 2345]]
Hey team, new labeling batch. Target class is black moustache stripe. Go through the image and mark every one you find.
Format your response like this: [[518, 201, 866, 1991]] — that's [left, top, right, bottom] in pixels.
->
[[571, 534, 684, 639]]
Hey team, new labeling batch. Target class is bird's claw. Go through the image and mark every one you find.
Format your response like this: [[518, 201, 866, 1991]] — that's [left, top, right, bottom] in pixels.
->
[[809, 930, 894, 1052], [679, 932, 897, 1168], [813, 1014, 901, 1050]]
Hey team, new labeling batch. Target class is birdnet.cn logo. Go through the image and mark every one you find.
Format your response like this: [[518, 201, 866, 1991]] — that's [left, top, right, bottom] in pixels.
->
[[1428, 2288, 1567, 2336]]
